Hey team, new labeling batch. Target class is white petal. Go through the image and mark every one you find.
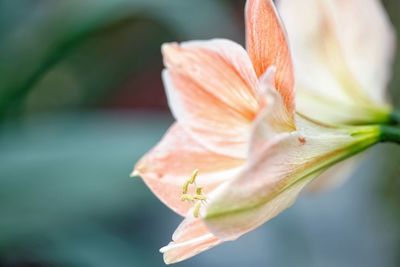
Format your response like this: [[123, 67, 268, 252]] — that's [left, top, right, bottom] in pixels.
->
[[306, 156, 359, 192], [278, 0, 395, 123], [160, 217, 221, 264], [204, 115, 379, 240]]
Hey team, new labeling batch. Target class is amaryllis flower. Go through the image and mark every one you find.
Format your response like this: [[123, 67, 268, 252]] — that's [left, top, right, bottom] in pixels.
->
[[132, 0, 398, 264], [276, 0, 398, 191], [278, 0, 398, 125]]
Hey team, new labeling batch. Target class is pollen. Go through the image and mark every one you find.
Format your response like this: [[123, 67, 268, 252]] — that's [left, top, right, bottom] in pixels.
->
[[180, 169, 207, 218]]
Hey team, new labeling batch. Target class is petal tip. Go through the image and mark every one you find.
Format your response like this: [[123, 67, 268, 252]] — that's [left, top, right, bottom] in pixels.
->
[[159, 244, 170, 254], [163, 255, 175, 265], [161, 42, 179, 57], [129, 169, 140, 178], [160, 244, 178, 265]]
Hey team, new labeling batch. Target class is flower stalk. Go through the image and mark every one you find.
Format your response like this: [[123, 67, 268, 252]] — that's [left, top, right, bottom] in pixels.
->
[[389, 111, 400, 125], [380, 125, 400, 145]]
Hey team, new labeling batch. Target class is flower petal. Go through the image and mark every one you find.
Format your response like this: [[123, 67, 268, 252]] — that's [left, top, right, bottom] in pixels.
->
[[278, 0, 395, 123], [160, 217, 221, 264], [251, 67, 296, 146], [296, 90, 390, 125], [134, 123, 244, 216], [326, 0, 396, 104], [204, 115, 378, 240], [307, 156, 359, 192], [162, 39, 259, 158], [159, 74, 299, 262], [245, 0, 295, 113]]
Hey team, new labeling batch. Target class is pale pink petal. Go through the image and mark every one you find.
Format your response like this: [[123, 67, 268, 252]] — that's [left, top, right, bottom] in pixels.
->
[[204, 133, 317, 240], [307, 157, 359, 192], [204, 112, 379, 240], [278, 0, 395, 123], [245, 0, 295, 113], [251, 67, 296, 148], [160, 217, 221, 264], [134, 123, 244, 216], [162, 39, 259, 158]]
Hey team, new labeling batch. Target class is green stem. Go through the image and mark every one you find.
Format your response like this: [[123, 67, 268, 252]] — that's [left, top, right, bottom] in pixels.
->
[[380, 125, 400, 145], [389, 111, 400, 125]]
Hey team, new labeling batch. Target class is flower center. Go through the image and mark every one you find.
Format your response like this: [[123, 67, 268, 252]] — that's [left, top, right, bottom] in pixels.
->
[[181, 169, 207, 218]]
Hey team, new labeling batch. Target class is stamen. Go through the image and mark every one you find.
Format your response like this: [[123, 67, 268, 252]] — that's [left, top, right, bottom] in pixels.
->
[[182, 181, 190, 194], [189, 169, 199, 184], [193, 202, 202, 218], [181, 194, 195, 201], [194, 195, 207, 201], [196, 187, 203, 195], [180, 169, 207, 218]]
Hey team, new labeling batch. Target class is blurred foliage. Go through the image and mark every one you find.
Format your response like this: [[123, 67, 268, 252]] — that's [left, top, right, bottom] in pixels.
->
[[0, 113, 175, 266], [380, 0, 400, 262], [384, 0, 400, 105], [0, 0, 240, 122]]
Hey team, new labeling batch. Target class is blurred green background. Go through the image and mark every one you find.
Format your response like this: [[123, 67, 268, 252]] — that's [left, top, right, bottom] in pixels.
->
[[0, 0, 400, 266]]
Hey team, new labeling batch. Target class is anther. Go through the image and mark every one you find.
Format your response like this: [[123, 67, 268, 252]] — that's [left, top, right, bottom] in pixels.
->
[[182, 181, 190, 194], [180, 169, 207, 218], [189, 169, 199, 184], [181, 194, 195, 201], [194, 194, 207, 201]]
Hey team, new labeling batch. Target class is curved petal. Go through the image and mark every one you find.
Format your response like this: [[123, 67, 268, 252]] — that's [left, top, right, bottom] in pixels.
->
[[277, 0, 360, 104], [160, 217, 221, 264], [296, 90, 390, 125], [326, 0, 396, 104], [307, 157, 359, 192], [245, 0, 295, 113], [251, 67, 296, 148], [278, 0, 395, 122], [158, 72, 297, 263], [162, 39, 259, 158], [204, 116, 379, 240], [134, 123, 244, 216]]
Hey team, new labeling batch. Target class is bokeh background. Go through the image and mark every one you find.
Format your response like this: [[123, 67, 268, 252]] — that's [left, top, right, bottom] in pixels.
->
[[1, 0, 400, 266]]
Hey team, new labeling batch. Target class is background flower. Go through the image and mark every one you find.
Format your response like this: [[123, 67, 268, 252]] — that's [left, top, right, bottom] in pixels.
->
[[278, 0, 397, 125]]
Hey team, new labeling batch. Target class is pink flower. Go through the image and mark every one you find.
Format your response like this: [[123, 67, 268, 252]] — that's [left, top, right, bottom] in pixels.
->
[[133, 0, 382, 263], [277, 0, 397, 190]]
